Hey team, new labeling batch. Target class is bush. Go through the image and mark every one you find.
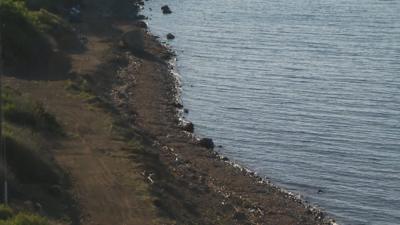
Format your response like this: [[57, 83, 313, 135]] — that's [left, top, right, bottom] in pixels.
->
[[0, 0, 50, 67], [0, 212, 49, 225], [2, 89, 62, 134], [8, 213, 49, 225], [34, 9, 69, 32], [0, 205, 13, 220], [0, 0, 45, 62]]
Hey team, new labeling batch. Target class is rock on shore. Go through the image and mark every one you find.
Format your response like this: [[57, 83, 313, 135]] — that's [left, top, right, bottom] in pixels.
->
[[198, 138, 215, 149]]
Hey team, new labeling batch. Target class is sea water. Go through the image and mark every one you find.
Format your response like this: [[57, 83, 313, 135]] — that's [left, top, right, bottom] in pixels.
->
[[143, 0, 400, 224]]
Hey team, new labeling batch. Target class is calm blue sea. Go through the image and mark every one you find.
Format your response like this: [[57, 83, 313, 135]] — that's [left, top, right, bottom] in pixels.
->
[[144, 0, 400, 224]]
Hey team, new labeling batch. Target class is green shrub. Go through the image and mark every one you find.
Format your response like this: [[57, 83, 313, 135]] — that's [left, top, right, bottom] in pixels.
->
[[9, 213, 49, 225], [0, 205, 14, 220], [34, 8, 68, 32], [0, 0, 50, 67], [0, 212, 49, 225], [2, 89, 62, 134]]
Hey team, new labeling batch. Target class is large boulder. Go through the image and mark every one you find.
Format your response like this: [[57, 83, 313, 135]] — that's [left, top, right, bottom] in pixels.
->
[[161, 5, 172, 14], [198, 138, 214, 149], [121, 29, 145, 52]]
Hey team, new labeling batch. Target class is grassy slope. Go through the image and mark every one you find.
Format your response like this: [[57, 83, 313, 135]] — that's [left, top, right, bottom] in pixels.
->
[[0, 87, 76, 224], [0, 1, 80, 224], [0, 204, 50, 225]]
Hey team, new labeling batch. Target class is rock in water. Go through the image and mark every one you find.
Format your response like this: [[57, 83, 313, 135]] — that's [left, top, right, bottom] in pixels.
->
[[166, 33, 175, 40], [161, 5, 172, 14], [199, 138, 214, 149]]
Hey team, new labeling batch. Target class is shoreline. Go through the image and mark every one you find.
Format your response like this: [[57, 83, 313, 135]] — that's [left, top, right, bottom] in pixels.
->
[[168, 40, 338, 225], [115, 3, 338, 224], [2, 0, 338, 223], [142, 7, 339, 225]]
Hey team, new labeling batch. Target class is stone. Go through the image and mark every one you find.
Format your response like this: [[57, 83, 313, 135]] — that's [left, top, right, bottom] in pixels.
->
[[161, 5, 172, 14], [166, 33, 175, 40], [182, 121, 194, 132], [198, 138, 214, 149], [136, 21, 148, 29], [135, 14, 147, 20], [173, 102, 183, 108]]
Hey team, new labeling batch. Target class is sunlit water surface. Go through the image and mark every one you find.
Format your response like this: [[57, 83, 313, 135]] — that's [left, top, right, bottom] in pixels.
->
[[144, 0, 400, 224]]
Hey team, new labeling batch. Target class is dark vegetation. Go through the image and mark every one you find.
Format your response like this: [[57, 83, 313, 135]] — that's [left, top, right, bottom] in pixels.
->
[[0, 0, 50, 67], [1, 87, 63, 184], [0, 88, 72, 224], [0, 1, 80, 223], [0, 205, 49, 225], [0, 0, 80, 74], [3, 88, 62, 134]]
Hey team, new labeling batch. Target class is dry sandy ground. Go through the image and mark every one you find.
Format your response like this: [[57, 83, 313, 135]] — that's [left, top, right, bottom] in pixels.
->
[[4, 0, 335, 224]]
